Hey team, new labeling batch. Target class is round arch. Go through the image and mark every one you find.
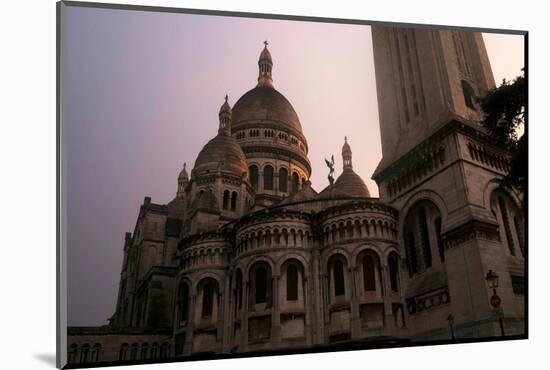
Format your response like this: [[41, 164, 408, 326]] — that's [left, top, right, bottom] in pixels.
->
[[483, 179, 523, 216], [321, 247, 352, 268], [399, 189, 449, 234], [350, 244, 384, 267], [191, 271, 224, 294], [277, 253, 310, 279], [244, 254, 277, 277]]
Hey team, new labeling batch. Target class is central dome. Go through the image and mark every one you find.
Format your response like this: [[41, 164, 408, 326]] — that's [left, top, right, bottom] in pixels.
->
[[232, 86, 303, 135], [228, 42, 311, 207]]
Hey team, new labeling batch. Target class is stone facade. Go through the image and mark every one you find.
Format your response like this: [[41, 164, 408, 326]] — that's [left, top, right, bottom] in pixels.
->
[[66, 28, 525, 367]]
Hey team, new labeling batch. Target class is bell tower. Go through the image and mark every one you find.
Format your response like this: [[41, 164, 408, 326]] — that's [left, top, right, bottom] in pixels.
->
[[372, 27, 495, 172], [371, 26, 525, 341]]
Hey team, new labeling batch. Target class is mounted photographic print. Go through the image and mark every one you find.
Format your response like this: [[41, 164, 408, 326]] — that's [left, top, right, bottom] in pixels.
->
[[57, 1, 527, 368]]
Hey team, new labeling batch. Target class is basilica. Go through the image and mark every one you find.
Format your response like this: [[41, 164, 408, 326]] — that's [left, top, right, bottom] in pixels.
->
[[66, 26, 525, 366]]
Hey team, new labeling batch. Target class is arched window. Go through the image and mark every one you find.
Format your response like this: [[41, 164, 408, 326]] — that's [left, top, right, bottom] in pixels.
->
[[178, 282, 189, 325], [388, 253, 400, 292], [362, 255, 376, 291], [403, 200, 441, 276], [201, 279, 216, 318], [286, 264, 298, 301], [405, 232, 418, 276], [249, 165, 259, 190], [231, 191, 238, 211], [419, 208, 432, 268], [150, 343, 159, 359], [68, 344, 78, 364], [140, 343, 149, 359], [222, 190, 230, 210], [235, 269, 243, 313], [513, 215, 525, 256], [90, 343, 101, 363], [434, 217, 444, 262], [119, 343, 129, 361], [80, 343, 90, 363], [330, 257, 346, 297], [279, 168, 288, 193], [498, 196, 515, 255], [461, 80, 476, 110], [264, 165, 274, 190], [249, 262, 272, 307], [492, 191, 524, 257], [292, 172, 300, 193], [255, 266, 267, 303], [160, 343, 170, 358], [130, 343, 138, 360]]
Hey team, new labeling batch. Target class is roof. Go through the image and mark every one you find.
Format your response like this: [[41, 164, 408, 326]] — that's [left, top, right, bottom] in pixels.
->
[[315, 184, 356, 200], [232, 85, 303, 135], [259, 46, 272, 62], [333, 168, 371, 197], [193, 132, 248, 176], [279, 182, 318, 204]]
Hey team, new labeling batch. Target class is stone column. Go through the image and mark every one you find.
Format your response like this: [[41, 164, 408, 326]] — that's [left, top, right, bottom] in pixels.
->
[[349, 266, 361, 339], [303, 276, 313, 345], [322, 273, 331, 343], [240, 281, 249, 350], [221, 273, 232, 353], [271, 275, 282, 346], [310, 248, 324, 345], [216, 289, 225, 349], [381, 264, 395, 335], [184, 294, 196, 355]]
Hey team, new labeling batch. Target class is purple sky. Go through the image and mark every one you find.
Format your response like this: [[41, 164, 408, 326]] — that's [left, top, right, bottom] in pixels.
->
[[64, 6, 525, 326]]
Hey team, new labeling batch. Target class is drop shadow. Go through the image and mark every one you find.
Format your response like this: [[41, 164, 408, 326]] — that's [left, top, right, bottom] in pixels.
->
[[34, 353, 57, 367]]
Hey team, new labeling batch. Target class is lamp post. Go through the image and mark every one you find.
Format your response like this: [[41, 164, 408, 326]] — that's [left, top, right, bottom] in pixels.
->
[[485, 269, 505, 337], [447, 313, 455, 342]]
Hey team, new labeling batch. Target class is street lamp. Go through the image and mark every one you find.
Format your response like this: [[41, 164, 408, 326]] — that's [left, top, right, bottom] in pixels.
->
[[485, 269, 499, 293], [485, 269, 505, 337]]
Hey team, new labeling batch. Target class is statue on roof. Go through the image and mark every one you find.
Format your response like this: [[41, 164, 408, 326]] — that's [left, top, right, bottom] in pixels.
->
[[325, 155, 335, 185]]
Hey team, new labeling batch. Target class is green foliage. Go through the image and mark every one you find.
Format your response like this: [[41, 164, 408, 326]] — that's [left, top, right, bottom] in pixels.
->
[[479, 71, 526, 202]]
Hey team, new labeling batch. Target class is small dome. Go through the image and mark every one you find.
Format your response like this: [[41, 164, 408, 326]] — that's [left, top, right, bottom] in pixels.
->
[[232, 86, 303, 135], [333, 169, 371, 197], [193, 134, 248, 176], [194, 96, 248, 177]]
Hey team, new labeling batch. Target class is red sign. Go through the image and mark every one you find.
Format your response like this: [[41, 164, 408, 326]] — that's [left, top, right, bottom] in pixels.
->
[[490, 294, 501, 308]]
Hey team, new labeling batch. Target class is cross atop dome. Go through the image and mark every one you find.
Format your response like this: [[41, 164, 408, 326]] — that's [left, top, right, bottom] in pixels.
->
[[264, 40, 268, 47]]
